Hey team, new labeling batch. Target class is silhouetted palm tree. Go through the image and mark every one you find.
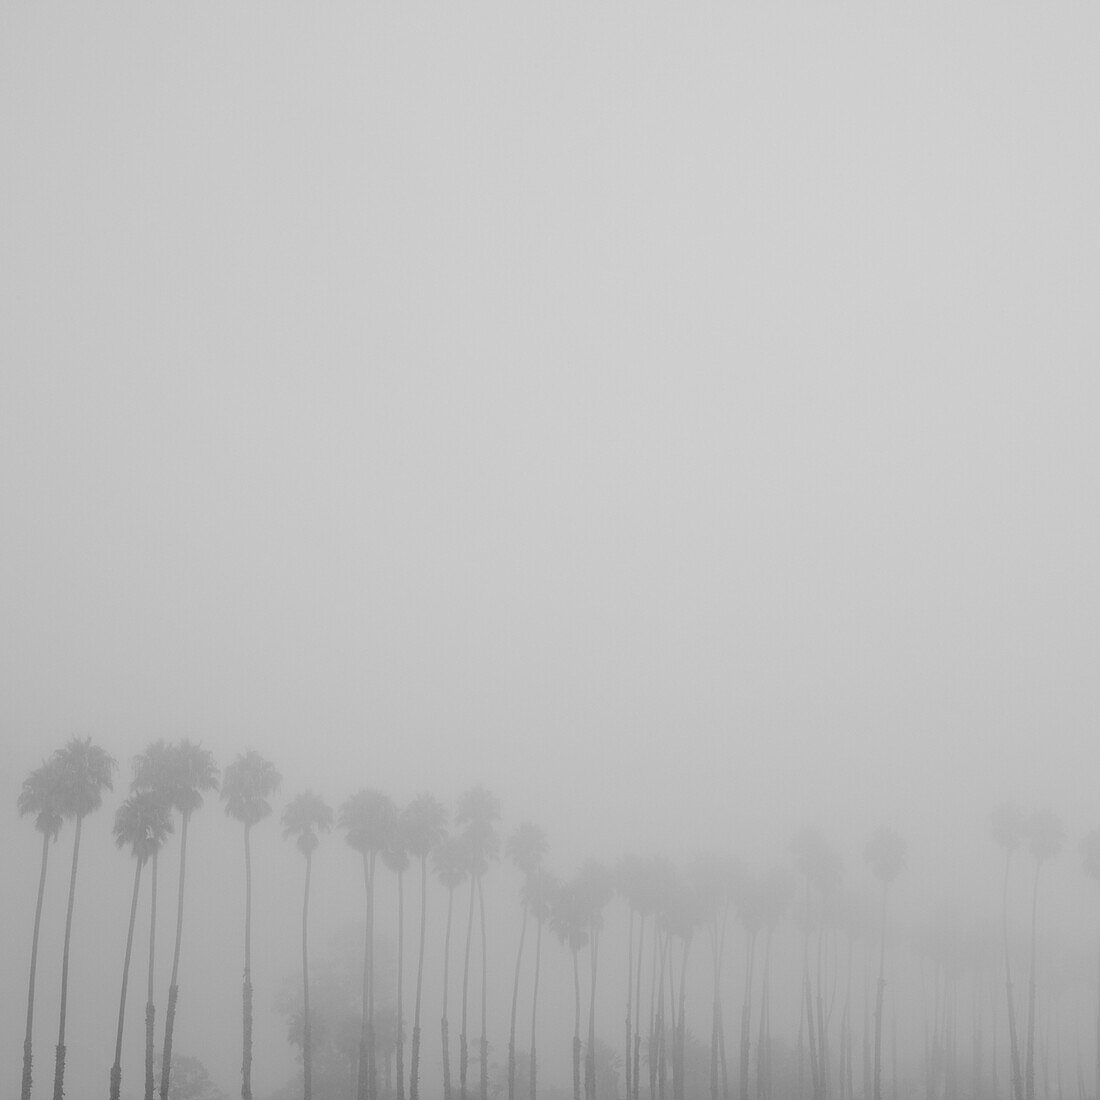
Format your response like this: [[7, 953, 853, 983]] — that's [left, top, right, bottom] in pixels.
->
[[282, 791, 333, 1100], [159, 739, 219, 1100], [18, 755, 65, 1100], [50, 735, 116, 1100], [864, 827, 906, 1100], [222, 750, 282, 1100], [402, 794, 447, 1100], [1023, 810, 1063, 1100], [551, 877, 590, 1100], [435, 833, 468, 1100], [526, 868, 558, 1100], [383, 817, 411, 1100], [110, 792, 172, 1100], [1080, 828, 1100, 1100], [340, 789, 398, 1100], [733, 868, 762, 1100], [992, 800, 1028, 1100], [455, 786, 501, 1100], [576, 861, 614, 1100], [132, 739, 176, 1100]]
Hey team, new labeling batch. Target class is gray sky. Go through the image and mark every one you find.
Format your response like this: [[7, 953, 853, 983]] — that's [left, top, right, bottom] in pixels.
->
[[2, 7, 1099, 1097]]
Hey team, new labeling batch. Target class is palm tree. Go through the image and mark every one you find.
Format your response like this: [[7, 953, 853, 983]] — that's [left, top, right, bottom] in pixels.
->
[[340, 789, 398, 1100], [1080, 829, 1100, 1100], [506, 823, 549, 1100], [1023, 810, 1063, 1100], [992, 800, 1028, 1100], [455, 786, 501, 1100], [383, 818, 411, 1100], [526, 868, 558, 1100], [402, 794, 447, 1100], [159, 739, 219, 1100], [110, 792, 173, 1100], [755, 866, 792, 1100], [733, 868, 762, 1100], [551, 877, 590, 1100], [18, 756, 65, 1100], [864, 827, 906, 1100], [576, 861, 614, 1100], [50, 735, 116, 1100], [222, 750, 282, 1100], [131, 739, 177, 1100], [282, 791, 333, 1100], [435, 833, 469, 1100]]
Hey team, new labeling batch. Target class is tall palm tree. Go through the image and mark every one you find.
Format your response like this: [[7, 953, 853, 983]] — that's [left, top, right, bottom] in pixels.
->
[[132, 739, 177, 1100], [550, 877, 590, 1100], [222, 750, 282, 1100], [18, 756, 65, 1100], [755, 867, 792, 1100], [402, 794, 447, 1100], [991, 800, 1028, 1100], [733, 868, 762, 1100], [434, 833, 468, 1100], [50, 735, 116, 1100], [526, 868, 558, 1100], [159, 739, 219, 1100], [864, 827, 906, 1100], [576, 861, 614, 1100], [282, 791, 333, 1100], [340, 789, 398, 1100], [1023, 810, 1063, 1100], [383, 818, 411, 1100], [455, 785, 501, 1100], [1080, 829, 1100, 1100], [506, 823, 549, 1100], [110, 792, 173, 1100]]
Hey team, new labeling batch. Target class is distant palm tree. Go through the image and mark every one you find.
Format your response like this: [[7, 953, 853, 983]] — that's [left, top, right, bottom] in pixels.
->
[[222, 750, 282, 1100], [864, 827, 907, 1100], [282, 791, 333, 1100], [18, 756, 65, 1100], [506, 823, 549, 1100], [576, 861, 614, 1100], [132, 739, 177, 1100], [455, 786, 501, 1100], [50, 735, 116, 1100], [551, 877, 590, 1100], [1023, 810, 1063, 1100], [1080, 829, 1100, 1100], [159, 739, 219, 1100], [733, 868, 762, 1100], [755, 867, 792, 1100], [110, 792, 172, 1100], [434, 833, 468, 1100], [340, 789, 398, 1100], [402, 794, 447, 1100], [992, 800, 1028, 1100], [383, 817, 411, 1100], [525, 868, 558, 1100]]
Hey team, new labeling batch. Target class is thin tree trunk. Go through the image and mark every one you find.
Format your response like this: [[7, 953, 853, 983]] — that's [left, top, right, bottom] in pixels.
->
[[677, 935, 691, 1100], [627, 909, 636, 1100], [1004, 850, 1025, 1100], [397, 868, 406, 1100], [111, 857, 144, 1100], [359, 853, 371, 1100], [649, 927, 660, 1100], [874, 885, 888, 1100], [757, 928, 774, 1100], [369, 852, 378, 1100], [634, 912, 645, 1100], [460, 875, 477, 1100], [442, 885, 456, 1100], [586, 927, 601, 1100], [1026, 862, 1042, 1100], [478, 876, 489, 1100], [573, 946, 583, 1100], [161, 809, 192, 1100], [740, 930, 757, 1100], [53, 812, 84, 1100], [508, 899, 530, 1100], [243, 824, 254, 1100], [411, 856, 429, 1100], [145, 849, 158, 1100], [21, 828, 50, 1100], [302, 850, 313, 1100], [530, 915, 543, 1100]]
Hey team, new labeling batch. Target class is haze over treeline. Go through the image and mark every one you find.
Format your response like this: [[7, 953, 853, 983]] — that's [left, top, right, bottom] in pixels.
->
[[2, 6, 1099, 1100]]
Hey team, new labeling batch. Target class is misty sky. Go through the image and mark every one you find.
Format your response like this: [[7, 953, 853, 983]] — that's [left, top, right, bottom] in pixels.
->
[[2, 7, 1099, 1097]]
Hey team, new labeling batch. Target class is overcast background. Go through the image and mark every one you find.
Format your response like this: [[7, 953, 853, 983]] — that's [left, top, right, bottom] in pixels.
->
[[2, 7, 1099, 1098]]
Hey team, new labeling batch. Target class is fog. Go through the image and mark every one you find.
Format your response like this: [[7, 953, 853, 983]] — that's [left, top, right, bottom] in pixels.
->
[[2, 7, 1099, 1100]]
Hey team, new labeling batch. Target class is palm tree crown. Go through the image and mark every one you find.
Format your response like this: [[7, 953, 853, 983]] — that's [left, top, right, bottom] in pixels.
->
[[222, 750, 282, 827], [402, 794, 448, 861], [161, 739, 219, 816], [19, 757, 66, 841], [282, 791, 334, 857], [54, 736, 116, 818], [1026, 810, 1064, 865], [865, 827, 907, 885], [114, 793, 173, 864]]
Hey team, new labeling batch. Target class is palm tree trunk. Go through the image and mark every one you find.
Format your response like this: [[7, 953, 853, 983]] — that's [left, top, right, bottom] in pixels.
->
[[648, 928, 660, 1100], [1026, 862, 1042, 1100], [111, 857, 144, 1100], [530, 915, 543, 1100], [634, 912, 646, 1100], [53, 812, 83, 1100], [442, 884, 456, 1100], [359, 853, 371, 1100], [627, 909, 636, 1100], [243, 824, 254, 1100], [21, 828, 50, 1100], [302, 850, 313, 1100], [740, 930, 757, 1100], [756, 928, 773, 1100], [146, 849, 158, 1100], [397, 868, 406, 1100], [161, 809, 192, 1100], [873, 885, 888, 1100], [508, 900, 530, 1100], [1095, 934, 1100, 1100], [573, 946, 582, 1100], [368, 852, 378, 1100], [460, 875, 476, 1100], [586, 928, 601, 1100], [411, 856, 429, 1100], [677, 935, 691, 1100], [1004, 850, 1025, 1100], [479, 877, 490, 1100]]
